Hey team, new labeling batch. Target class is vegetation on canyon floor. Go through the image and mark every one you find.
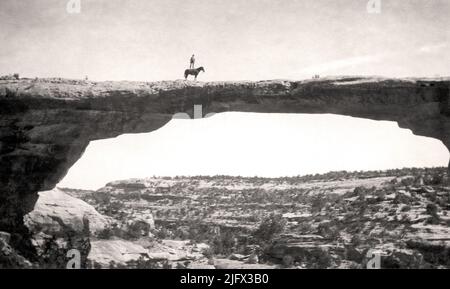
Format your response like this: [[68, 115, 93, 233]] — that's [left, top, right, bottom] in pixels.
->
[[51, 167, 450, 269]]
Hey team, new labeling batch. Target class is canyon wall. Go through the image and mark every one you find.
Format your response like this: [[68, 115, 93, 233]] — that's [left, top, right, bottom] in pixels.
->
[[0, 77, 449, 258]]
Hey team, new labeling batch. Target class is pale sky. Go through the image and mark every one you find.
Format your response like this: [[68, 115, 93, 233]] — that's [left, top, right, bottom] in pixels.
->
[[1, 1, 448, 189], [1, 0, 449, 80], [58, 113, 449, 190]]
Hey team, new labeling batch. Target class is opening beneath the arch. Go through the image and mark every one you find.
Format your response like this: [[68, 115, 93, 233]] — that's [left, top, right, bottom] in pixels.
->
[[58, 112, 448, 190]]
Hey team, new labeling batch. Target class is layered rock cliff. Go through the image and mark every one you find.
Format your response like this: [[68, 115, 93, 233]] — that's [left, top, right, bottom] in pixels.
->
[[0, 76, 449, 262]]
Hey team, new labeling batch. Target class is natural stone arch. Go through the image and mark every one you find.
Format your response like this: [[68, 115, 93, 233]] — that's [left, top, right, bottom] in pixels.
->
[[0, 77, 449, 258]]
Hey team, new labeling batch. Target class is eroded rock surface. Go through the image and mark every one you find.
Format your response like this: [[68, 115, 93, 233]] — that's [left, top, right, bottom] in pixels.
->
[[24, 189, 111, 268], [88, 239, 211, 269]]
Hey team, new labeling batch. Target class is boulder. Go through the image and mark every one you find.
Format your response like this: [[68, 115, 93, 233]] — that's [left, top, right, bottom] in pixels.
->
[[24, 189, 110, 236], [88, 239, 149, 268], [23, 189, 110, 268], [213, 258, 277, 269], [88, 239, 210, 268], [229, 253, 247, 261]]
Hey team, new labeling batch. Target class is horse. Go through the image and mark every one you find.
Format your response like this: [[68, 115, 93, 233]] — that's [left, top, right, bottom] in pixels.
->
[[184, 67, 205, 80]]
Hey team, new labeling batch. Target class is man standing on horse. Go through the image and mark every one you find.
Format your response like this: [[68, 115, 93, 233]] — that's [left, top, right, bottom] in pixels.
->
[[190, 54, 195, 69]]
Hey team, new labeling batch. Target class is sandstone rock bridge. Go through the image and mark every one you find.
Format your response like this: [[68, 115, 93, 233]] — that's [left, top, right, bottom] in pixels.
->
[[0, 76, 449, 258]]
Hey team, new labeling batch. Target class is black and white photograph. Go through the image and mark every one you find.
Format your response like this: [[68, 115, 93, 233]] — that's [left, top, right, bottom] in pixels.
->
[[0, 0, 449, 279]]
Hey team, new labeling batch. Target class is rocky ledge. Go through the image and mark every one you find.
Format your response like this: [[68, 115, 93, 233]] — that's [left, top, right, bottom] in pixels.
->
[[0, 76, 449, 264]]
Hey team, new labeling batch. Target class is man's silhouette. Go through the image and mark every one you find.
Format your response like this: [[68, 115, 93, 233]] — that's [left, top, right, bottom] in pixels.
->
[[190, 54, 195, 69]]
